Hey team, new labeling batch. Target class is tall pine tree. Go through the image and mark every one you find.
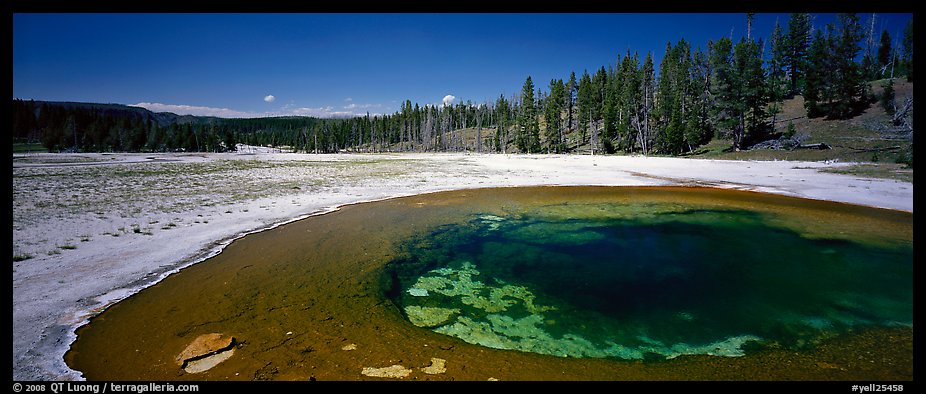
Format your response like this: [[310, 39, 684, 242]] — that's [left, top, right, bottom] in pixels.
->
[[832, 13, 867, 119], [804, 27, 831, 118], [639, 52, 656, 155], [565, 71, 577, 144], [617, 51, 642, 152], [601, 65, 618, 153], [734, 37, 770, 146], [544, 78, 566, 153], [785, 13, 813, 96], [577, 70, 593, 150], [687, 45, 714, 149], [877, 30, 893, 78], [517, 76, 540, 153], [902, 19, 913, 81], [768, 19, 790, 127], [709, 35, 769, 151]]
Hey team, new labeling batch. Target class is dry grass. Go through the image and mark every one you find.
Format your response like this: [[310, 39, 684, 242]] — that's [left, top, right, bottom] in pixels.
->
[[12, 158, 419, 226], [690, 79, 914, 176]]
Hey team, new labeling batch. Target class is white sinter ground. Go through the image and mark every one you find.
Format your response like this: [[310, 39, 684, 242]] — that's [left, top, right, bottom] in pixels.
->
[[12, 148, 913, 380]]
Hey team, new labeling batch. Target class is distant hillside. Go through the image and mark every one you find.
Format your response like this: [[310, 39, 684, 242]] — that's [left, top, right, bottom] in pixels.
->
[[686, 79, 913, 166], [20, 100, 219, 128], [11, 99, 322, 153]]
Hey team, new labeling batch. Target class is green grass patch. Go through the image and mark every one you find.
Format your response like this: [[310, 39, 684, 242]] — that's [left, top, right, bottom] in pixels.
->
[[13, 143, 48, 154], [820, 163, 914, 183], [13, 253, 33, 262]]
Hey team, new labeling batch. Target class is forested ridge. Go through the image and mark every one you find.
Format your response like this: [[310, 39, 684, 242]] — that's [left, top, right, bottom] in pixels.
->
[[13, 14, 913, 157]]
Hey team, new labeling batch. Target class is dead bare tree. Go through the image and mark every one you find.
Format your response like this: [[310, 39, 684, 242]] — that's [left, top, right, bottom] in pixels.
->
[[892, 98, 913, 128], [475, 103, 484, 153]]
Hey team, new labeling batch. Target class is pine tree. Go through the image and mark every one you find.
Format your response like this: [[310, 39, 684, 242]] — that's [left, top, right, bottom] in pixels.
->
[[656, 42, 676, 152], [577, 70, 593, 149], [902, 19, 913, 81], [804, 27, 830, 117], [735, 37, 770, 146], [494, 94, 510, 153], [517, 76, 540, 153], [708, 37, 738, 142], [710, 36, 740, 148], [617, 51, 642, 152], [639, 53, 655, 155], [768, 19, 790, 127], [832, 13, 867, 119], [544, 78, 566, 153], [601, 66, 618, 153], [12, 99, 37, 143], [877, 30, 893, 78], [672, 39, 693, 151], [711, 36, 769, 151], [665, 107, 684, 155], [565, 71, 577, 144], [592, 66, 608, 134], [880, 78, 896, 115], [785, 13, 813, 95], [687, 46, 713, 149], [655, 40, 693, 154]]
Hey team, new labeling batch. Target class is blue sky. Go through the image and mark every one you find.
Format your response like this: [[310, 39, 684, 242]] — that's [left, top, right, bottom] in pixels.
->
[[12, 13, 913, 118]]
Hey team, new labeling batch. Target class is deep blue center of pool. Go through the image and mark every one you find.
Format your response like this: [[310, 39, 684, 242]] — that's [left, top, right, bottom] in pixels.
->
[[389, 206, 912, 360]]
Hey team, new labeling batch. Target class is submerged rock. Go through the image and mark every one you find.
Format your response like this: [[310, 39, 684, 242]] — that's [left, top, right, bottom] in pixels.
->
[[477, 214, 506, 231], [175, 333, 236, 373], [503, 222, 607, 246], [477, 214, 505, 222], [420, 357, 447, 374], [407, 288, 429, 297], [404, 306, 460, 328], [183, 349, 236, 373], [661, 335, 763, 359], [412, 261, 555, 314], [361, 364, 412, 379]]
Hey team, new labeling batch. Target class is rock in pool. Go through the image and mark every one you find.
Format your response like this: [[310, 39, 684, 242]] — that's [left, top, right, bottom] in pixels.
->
[[175, 333, 236, 373]]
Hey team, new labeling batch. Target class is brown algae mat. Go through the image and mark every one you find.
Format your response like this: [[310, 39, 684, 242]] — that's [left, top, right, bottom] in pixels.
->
[[65, 186, 913, 381]]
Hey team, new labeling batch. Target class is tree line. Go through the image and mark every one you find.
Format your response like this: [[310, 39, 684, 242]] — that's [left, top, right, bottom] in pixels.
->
[[13, 13, 912, 155]]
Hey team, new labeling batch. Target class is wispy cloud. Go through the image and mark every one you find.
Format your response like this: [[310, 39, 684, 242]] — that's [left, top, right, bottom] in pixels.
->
[[343, 102, 382, 111], [290, 106, 356, 118], [134, 100, 385, 119], [264, 95, 276, 103], [132, 102, 258, 118]]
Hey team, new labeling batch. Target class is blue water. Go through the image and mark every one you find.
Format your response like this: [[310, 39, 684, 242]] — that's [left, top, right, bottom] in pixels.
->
[[389, 207, 912, 360]]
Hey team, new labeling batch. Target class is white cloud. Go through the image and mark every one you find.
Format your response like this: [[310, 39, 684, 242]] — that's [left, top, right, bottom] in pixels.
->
[[343, 102, 381, 110], [131, 102, 257, 118], [442, 94, 456, 107], [264, 95, 276, 103], [133, 100, 383, 119], [290, 106, 355, 118]]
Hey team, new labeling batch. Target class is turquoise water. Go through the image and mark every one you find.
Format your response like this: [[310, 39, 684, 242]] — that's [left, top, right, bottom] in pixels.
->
[[388, 206, 913, 360]]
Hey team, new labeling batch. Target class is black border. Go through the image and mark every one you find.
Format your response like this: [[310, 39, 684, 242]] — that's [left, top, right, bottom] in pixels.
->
[[8, 1, 917, 391]]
